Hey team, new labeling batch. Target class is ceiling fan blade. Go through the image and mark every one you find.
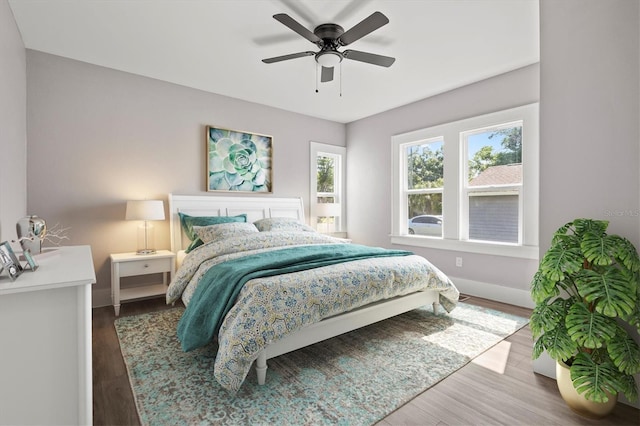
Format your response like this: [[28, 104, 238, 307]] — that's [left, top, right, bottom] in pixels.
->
[[320, 66, 334, 82], [339, 11, 389, 46], [343, 49, 395, 67], [262, 51, 315, 64], [273, 13, 321, 44]]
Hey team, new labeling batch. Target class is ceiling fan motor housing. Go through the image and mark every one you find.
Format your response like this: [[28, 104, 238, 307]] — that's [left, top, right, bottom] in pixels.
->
[[313, 23, 344, 44], [313, 23, 344, 67]]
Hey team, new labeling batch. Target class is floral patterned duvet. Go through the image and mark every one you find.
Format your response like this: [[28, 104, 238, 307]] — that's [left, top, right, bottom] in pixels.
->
[[166, 231, 460, 392]]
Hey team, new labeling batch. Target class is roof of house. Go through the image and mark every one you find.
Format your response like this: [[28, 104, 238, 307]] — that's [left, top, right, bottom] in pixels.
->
[[469, 164, 522, 186]]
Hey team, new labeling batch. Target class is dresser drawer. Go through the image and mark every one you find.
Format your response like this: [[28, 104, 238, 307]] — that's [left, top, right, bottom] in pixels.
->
[[118, 258, 171, 277]]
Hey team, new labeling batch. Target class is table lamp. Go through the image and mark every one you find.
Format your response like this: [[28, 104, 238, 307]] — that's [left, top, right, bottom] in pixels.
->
[[125, 200, 165, 254], [315, 203, 341, 233]]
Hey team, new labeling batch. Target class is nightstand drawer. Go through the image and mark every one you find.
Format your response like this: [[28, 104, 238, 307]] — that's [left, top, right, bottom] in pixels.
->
[[119, 258, 171, 277]]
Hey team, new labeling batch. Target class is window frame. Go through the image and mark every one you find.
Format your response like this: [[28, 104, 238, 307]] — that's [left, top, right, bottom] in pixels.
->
[[461, 121, 524, 244], [390, 103, 539, 259], [310, 141, 346, 236]]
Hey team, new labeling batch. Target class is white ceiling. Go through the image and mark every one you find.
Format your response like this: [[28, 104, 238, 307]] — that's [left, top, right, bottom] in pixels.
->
[[9, 0, 539, 123]]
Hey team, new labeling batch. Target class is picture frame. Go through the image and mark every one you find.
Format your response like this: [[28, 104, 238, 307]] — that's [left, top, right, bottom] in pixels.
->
[[0, 241, 23, 281], [206, 125, 273, 193], [23, 248, 39, 271]]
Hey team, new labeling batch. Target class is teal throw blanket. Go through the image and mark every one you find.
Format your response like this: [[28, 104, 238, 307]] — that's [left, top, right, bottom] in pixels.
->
[[177, 244, 412, 351]]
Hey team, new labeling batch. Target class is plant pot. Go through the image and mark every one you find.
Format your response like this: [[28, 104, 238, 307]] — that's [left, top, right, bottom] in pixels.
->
[[556, 361, 617, 418]]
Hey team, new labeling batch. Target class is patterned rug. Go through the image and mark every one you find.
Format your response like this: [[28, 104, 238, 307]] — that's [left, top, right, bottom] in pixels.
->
[[115, 302, 528, 425]]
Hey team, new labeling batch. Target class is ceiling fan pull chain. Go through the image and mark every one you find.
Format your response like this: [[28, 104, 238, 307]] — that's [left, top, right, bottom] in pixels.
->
[[340, 62, 342, 97], [315, 63, 319, 93]]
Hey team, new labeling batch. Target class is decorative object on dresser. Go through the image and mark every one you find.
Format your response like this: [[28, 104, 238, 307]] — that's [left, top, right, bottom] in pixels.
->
[[0, 241, 23, 281], [15, 215, 46, 254], [111, 250, 176, 316], [125, 199, 165, 254], [0, 245, 96, 425], [22, 248, 39, 271], [206, 126, 272, 193]]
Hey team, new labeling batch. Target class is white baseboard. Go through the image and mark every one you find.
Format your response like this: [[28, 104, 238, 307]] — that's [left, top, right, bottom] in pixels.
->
[[449, 276, 535, 309]]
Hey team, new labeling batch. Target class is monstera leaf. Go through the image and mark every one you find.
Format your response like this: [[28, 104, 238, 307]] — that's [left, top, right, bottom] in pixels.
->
[[565, 302, 617, 349], [607, 327, 640, 375], [572, 218, 608, 239], [540, 241, 583, 282], [532, 321, 578, 362], [530, 297, 569, 337], [530, 271, 559, 303], [614, 236, 640, 272], [571, 351, 623, 403], [576, 268, 636, 318], [580, 232, 616, 266]]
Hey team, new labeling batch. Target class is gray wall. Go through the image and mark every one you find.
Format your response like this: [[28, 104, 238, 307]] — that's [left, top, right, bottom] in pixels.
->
[[0, 0, 27, 245], [346, 64, 540, 303], [538, 0, 639, 407], [25, 52, 345, 306], [540, 0, 640, 250]]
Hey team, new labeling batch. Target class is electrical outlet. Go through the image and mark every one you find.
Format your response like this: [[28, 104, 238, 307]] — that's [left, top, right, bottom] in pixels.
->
[[455, 257, 463, 267]]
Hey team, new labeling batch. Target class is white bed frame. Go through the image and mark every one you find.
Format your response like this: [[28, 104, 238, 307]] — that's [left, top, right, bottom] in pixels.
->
[[168, 193, 440, 385]]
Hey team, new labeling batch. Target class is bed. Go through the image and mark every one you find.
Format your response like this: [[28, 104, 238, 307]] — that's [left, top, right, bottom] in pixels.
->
[[167, 193, 460, 392]]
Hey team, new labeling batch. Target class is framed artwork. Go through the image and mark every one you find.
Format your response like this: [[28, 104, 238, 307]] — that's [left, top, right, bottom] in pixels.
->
[[206, 126, 273, 193], [0, 241, 23, 281]]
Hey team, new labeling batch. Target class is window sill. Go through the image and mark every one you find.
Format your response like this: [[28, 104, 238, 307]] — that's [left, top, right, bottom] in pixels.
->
[[390, 235, 539, 260]]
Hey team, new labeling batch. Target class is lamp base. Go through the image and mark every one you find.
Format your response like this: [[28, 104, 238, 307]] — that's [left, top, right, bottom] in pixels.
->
[[136, 248, 157, 255]]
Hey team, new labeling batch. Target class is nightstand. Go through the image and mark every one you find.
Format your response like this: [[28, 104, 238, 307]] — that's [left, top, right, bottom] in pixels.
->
[[110, 250, 175, 316]]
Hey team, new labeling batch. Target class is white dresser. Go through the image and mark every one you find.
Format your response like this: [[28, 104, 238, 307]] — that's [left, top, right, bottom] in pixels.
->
[[0, 245, 96, 425]]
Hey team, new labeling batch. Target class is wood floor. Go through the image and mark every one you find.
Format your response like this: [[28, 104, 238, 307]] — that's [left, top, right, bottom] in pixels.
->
[[92, 296, 640, 426]]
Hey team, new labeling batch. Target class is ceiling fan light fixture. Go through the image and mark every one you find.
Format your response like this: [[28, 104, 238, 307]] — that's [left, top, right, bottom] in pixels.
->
[[316, 51, 342, 67]]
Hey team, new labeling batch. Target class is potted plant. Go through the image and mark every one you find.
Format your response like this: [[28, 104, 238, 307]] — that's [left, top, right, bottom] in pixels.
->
[[530, 218, 640, 417]]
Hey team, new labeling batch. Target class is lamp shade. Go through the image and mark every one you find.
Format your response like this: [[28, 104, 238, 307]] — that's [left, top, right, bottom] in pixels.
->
[[125, 200, 165, 221], [316, 203, 341, 217]]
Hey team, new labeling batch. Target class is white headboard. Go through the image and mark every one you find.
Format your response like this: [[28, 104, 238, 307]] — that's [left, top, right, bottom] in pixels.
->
[[168, 194, 305, 252]]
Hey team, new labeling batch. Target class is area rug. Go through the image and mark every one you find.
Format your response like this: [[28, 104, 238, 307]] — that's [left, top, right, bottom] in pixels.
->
[[115, 302, 528, 425]]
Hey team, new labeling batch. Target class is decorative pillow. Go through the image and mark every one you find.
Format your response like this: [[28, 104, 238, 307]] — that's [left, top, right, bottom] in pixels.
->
[[253, 217, 315, 233], [193, 222, 259, 244], [178, 212, 247, 252]]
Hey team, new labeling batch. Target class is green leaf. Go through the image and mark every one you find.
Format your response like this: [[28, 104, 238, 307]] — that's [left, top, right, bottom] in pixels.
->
[[532, 337, 545, 359], [530, 298, 567, 337], [565, 302, 617, 348], [577, 268, 636, 318], [614, 236, 640, 273], [580, 232, 616, 266], [625, 307, 640, 333], [535, 322, 578, 362], [607, 327, 640, 375], [571, 351, 619, 403], [540, 244, 583, 282], [617, 373, 639, 402], [530, 271, 558, 303], [572, 219, 608, 239], [550, 222, 573, 245]]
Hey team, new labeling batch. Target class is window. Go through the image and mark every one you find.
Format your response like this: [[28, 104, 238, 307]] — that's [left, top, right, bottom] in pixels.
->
[[310, 142, 346, 235], [391, 103, 538, 259], [405, 138, 443, 237], [463, 124, 522, 244]]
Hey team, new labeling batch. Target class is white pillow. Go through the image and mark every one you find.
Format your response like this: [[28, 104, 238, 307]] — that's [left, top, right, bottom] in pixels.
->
[[253, 217, 316, 232], [193, 222, 259, 244]]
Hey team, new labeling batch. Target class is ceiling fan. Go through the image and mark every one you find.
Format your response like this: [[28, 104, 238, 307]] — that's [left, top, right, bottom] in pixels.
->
[[262, 11, 395, 83]]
